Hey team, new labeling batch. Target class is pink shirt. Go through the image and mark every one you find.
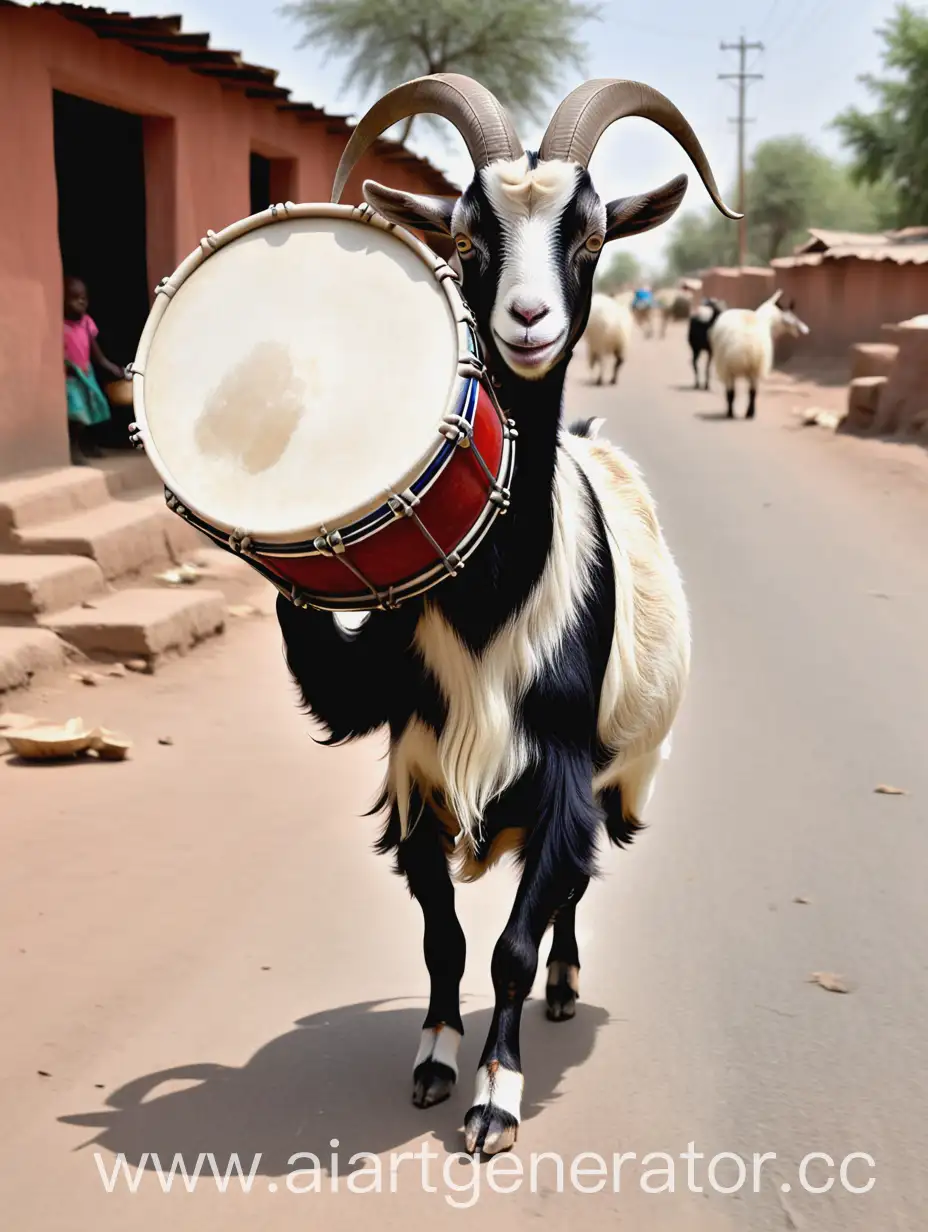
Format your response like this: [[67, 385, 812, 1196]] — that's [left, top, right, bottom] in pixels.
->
[[63, 314, 98, 373]]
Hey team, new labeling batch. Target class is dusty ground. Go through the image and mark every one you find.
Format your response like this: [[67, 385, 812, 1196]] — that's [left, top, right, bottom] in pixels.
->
[[2, 330, 928, 1230]]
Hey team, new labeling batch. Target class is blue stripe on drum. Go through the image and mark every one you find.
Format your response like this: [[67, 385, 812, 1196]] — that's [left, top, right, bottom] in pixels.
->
[[262, 376, 479, 556]]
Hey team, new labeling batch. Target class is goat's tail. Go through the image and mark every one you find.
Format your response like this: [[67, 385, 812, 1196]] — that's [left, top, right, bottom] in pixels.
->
[[568, 416, 606, 440]]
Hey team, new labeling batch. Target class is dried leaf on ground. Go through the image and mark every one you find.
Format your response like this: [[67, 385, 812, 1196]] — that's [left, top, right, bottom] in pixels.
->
[[71, 671, 103, 687], [155, 562, 202, 586], [793, 895, 811, 905], [874, 784, 907, 795], [809, 971, 851, 994], [125, 659, 149, 674], [228, 603, 259, 618], [106, 664, 126, 678], [158, 736, 174, 747]]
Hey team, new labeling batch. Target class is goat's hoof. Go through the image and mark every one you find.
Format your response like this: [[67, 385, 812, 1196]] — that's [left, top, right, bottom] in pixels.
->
[[545, 962, 579, 1021], [464, 1104, 519, 1156], [412, 1060, 456, 1109]]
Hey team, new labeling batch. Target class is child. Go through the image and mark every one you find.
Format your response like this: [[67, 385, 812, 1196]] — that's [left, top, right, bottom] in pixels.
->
[[63, 276, 124, 460]]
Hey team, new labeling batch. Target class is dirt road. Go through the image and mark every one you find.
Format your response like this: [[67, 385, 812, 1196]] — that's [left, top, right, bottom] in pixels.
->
[[3, 334, 927, 1230]]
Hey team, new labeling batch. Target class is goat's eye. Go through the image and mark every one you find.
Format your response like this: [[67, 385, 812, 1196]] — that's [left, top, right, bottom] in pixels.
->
[[585, 234, 604, 253], [454, 234, 473, 254]]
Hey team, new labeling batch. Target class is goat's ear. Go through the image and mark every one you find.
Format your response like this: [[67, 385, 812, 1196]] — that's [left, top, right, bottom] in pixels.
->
[[604, 174, 688, 241], [362, 180, 456, 235]]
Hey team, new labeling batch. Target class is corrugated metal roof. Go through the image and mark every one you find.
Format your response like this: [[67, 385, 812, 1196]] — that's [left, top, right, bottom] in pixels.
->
[[3, 1, 459, 195]]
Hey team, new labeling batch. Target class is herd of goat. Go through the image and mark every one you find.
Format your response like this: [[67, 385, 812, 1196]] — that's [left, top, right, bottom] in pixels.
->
[[583, 285, 810, 418]]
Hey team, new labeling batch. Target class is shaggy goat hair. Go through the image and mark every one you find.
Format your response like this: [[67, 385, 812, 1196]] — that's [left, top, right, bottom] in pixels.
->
[[277, 73, 738, 1155], [709, 290, 810, 418]]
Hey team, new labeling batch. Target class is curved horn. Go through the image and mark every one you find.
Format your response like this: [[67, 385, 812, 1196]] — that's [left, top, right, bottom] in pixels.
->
[[538, 79, 741, 220], [331, 73, 523, 204]]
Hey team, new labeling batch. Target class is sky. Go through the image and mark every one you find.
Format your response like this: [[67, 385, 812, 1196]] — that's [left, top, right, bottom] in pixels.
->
[[53, 0, 903, 269]]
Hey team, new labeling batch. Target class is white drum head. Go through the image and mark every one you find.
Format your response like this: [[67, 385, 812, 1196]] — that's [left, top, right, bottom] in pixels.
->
[[138, 211, 460, 537]]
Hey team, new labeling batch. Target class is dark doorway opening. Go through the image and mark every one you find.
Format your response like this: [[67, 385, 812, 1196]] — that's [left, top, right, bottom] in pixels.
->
[[250, 153, 272, 214], [250, 152, 296, 215], [53, 90, 150, 447]]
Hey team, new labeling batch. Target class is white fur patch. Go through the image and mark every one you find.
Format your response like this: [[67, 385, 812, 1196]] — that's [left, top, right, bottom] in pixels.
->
[[472, 158, 603, 363], [472, 1064, 524, 1121], [559, 431, 690, 821], [391, 448, 595, 841], [414, 1026, 462, 1078]]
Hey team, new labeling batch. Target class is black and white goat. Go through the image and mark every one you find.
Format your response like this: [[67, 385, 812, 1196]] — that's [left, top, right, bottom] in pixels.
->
[[277, 75, 738, 1155], [687, 296, 727, 390]]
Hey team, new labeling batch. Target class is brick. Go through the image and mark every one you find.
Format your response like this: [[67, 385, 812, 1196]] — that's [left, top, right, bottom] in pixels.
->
[[0, 627, 69, 693], [44, 587, 226, 660], [0, 555, 105, 617], [12, 494, 204, 581], [0, 467, 108, 542]]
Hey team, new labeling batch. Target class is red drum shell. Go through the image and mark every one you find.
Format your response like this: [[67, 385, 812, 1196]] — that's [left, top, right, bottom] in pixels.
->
[[256, 381, 504, 598]]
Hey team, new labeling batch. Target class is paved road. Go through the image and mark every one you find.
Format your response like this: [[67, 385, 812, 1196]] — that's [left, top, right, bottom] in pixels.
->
[[3, 332, 928, 1230]]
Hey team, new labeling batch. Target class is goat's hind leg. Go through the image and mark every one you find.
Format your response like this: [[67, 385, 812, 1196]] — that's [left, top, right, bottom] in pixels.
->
[[746, 383, 757, 418], [390, 796, 466, 1109], [545, 878, 589, 1021]]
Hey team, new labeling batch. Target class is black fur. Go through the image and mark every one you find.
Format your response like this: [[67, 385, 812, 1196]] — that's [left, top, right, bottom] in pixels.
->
[[688, 297, 725, 391], [277, 150, 650, 1132]]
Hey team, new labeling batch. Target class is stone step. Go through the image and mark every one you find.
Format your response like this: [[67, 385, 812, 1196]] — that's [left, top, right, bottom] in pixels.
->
[[11, 494, 203, 581], [0, 626, 71, 694], [0, 467, 109, 543], [42, 587, 226, 665], [0, 554, 106, 619]]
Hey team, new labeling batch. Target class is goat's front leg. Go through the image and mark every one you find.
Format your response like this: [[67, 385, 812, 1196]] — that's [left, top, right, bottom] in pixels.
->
[[396, 801, 466, 1109], [545, 877, 589, 1021], [464, 762, 597, 1155]]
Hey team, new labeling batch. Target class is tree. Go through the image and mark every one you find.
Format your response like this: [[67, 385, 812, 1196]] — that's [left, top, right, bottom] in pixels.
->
[[594, 250, 641, 293], [664, 209, 741, 279], [663, 136, 898, 278], [832, 3, 928, 225], [281, 0, 601, 143]]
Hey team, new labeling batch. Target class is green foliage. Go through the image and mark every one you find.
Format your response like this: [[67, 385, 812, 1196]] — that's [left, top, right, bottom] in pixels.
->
[[663, 135, 900, 278], [281, 0, 601, 141], [747, 137, 892, 260], [832, 3, 928, 225], [664, 209, 741, 279], [594, 250, 641, 292]]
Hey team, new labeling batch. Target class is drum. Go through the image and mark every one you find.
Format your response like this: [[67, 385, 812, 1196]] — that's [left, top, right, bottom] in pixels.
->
[[129, 201, 516, 612]]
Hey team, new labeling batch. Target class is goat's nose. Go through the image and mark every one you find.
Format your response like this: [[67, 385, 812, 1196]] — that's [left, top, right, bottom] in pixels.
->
[[509, 297, 550, 326]]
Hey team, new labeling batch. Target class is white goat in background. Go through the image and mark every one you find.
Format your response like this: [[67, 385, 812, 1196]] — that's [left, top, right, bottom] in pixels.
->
[[709, 289, 810, 418], [584, 292, 633, 384]]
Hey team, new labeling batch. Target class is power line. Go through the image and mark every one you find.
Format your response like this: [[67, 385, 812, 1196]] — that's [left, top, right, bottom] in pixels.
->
[[719, 36, 764, 266]]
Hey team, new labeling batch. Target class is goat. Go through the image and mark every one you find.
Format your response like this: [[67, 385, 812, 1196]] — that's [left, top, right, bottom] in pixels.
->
[[583, 292, 632, 384], [709, 289, 810, 418], [277, 74, 738, 1156], [656, 287, 693, 337], [687, 296, 726, 390]]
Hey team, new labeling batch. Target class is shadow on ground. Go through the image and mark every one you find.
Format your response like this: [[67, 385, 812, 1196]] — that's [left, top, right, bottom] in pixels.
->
[[60, 998, 611, 1171]]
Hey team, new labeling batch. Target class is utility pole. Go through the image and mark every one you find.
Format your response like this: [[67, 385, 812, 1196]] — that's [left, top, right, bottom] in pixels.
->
[[719, 37, 763, 267]]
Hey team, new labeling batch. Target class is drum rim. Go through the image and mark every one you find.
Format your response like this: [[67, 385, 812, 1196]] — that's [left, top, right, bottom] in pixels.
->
[[131, 201, 477, 544]]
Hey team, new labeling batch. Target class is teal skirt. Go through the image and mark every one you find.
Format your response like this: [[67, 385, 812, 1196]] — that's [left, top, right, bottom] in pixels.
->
[[66, 362, 112, 427]]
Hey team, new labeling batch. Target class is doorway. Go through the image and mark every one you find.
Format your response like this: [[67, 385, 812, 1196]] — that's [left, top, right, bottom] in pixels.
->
[[53, 90, 150, 446], [250, 152, 296, 215]]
